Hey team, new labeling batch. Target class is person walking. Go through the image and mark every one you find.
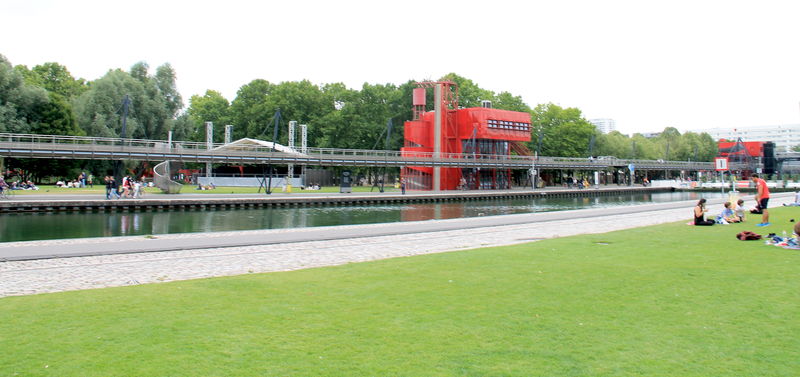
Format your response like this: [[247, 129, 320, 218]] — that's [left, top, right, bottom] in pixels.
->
[[121, 175, 132, 198], [104, 176, 112, 199], [400, 177, 406, 195], [108, 176, 120, 199], [751, 174, 770, 226]]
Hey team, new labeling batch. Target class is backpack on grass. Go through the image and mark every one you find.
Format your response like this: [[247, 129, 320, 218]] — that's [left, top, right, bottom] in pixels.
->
[[736, 231, 762, 241]]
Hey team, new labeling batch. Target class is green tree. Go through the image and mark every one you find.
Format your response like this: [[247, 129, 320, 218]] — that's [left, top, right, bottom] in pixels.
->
[[316, 82, 401, 150], [74, 62, 182, 140], [168, 114, 195, 142], [229, 79, 275, 139], [595, 131, 630, 158], [654, 127, 682, 160], [493, 91, 531, 112], [630, 134, 659, 160], [33, 92, 82, 135], [187, 90, 231, 142], [28, 62, 87, 98], [0, 55, 49, 133], [530, 103, 598, 157], [262, 80, 331, 146], [154, 63, 182, 117], [73, 69, 143, 137]]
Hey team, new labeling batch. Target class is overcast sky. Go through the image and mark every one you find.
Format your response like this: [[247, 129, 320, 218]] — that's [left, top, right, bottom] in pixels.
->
[[4, 0, 800, 134]]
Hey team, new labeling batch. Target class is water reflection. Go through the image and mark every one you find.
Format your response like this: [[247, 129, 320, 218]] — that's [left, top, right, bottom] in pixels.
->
[[1, 191, 726, 242]]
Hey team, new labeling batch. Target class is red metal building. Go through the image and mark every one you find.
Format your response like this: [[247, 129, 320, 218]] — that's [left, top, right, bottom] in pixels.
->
[[718, 141, 765, 158], [401, 82, 532, 190]]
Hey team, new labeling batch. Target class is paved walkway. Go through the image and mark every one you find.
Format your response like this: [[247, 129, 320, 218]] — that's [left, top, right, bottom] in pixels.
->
[[1, 193, 792, 297]]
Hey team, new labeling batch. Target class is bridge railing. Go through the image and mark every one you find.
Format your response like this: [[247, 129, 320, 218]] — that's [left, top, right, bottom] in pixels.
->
[[0, 132, 714, 169]]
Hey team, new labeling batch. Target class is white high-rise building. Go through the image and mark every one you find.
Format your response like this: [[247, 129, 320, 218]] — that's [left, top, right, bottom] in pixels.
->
[[689, 124, 800, 152], [589, 118, 616, 134]]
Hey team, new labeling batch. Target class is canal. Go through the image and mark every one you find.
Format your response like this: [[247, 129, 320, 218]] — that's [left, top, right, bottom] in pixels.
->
[[1, 191, 727, 242]]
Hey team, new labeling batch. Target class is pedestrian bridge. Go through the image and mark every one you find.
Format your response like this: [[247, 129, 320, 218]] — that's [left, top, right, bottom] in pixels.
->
[[0, 133, 713, 171]]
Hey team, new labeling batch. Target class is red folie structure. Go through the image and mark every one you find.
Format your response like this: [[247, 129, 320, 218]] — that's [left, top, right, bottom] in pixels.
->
[[401, 81, 532, 191], [718, 141, 765, 159]]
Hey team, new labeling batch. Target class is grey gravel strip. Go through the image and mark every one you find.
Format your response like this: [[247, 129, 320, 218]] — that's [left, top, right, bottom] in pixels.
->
[[0, 193, 792, 297]]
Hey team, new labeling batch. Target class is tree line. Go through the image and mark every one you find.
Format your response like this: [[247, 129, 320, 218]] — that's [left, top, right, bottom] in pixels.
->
[[0, 54, 718, 181]]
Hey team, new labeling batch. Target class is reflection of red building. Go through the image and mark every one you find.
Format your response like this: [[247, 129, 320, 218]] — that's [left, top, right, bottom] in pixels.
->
[[401, 82, 532, 191]]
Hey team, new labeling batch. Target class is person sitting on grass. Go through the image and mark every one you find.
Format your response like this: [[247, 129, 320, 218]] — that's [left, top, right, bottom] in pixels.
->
[[734, 199, 746, 222], [795, 221, 800, 244], [783, 191, 800, 207], [694, 198, 715, 226], [719, 201, 740, 223]]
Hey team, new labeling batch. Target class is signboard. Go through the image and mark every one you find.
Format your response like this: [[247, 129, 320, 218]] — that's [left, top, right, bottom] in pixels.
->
[[340, 170, 352, 193], [714, 157, 729, 171], [628, 164, 635, 172]]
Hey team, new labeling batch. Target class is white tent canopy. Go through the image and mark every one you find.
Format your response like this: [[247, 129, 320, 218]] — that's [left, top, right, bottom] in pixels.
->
[[213, 138, 304, 155]]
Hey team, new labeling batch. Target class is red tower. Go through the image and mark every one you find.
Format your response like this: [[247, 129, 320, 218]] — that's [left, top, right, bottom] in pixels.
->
[[401, 82, 532, 191]]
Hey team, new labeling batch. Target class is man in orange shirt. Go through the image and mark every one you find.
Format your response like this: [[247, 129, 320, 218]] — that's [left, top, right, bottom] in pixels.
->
[[751, 174, 770, 227]]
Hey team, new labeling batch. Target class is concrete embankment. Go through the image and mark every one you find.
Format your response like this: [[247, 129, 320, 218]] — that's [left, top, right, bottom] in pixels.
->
[[0, 186, 670, 213]]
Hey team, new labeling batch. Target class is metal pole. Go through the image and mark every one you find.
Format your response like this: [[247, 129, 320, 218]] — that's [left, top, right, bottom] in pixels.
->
[[300, 124, 307, 187], [205, 122, 213, 179], [721, 171, 725, 195], [433, 84, 442, 191], [531, 151, 536, 190], [266, 109, 281, 195], [224, 125, 233, 144], [287, 121, 296, 184]]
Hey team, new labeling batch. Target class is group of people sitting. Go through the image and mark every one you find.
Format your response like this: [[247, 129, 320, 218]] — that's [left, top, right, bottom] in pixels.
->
[[565, 177, 592, 189], [694, 198, 746, 226], [55, 180, 83, 188], [2, 179, 38, 191], [695, 174, 775, 227]]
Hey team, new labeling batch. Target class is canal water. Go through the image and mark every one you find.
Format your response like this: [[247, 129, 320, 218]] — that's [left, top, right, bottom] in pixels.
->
[[1, 191, 728, 242]]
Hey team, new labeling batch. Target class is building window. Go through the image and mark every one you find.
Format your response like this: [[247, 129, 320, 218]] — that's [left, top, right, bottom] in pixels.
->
[[487, 119, 531, 132]]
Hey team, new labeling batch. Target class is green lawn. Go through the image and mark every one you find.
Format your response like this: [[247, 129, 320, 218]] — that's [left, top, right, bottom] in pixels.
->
[[1, 209, 799, 376]]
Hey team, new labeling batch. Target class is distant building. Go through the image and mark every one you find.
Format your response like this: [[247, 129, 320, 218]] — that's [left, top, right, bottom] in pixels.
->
[[588, 118, 616, 134], [689, 124, 800, 152], [639, 132, 661, 139]]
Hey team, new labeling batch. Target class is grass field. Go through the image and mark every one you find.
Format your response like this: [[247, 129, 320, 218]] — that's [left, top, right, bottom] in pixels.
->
[[9, 185, 398, 195], [1, 209, 799, 376]]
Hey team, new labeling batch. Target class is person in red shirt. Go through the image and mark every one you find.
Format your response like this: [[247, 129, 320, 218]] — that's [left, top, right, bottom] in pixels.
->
[[751, 174, 770, 226]]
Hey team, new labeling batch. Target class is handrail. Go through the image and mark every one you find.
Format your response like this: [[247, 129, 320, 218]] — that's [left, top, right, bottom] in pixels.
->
[[0, 132, 714, 169]]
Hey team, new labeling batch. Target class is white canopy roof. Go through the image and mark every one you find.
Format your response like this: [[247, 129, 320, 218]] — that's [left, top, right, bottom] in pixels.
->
[[214, 138, 304, 155]]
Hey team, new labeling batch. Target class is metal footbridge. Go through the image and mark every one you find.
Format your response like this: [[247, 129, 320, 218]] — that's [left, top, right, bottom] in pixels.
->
[[0, 133, 713, 171]]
